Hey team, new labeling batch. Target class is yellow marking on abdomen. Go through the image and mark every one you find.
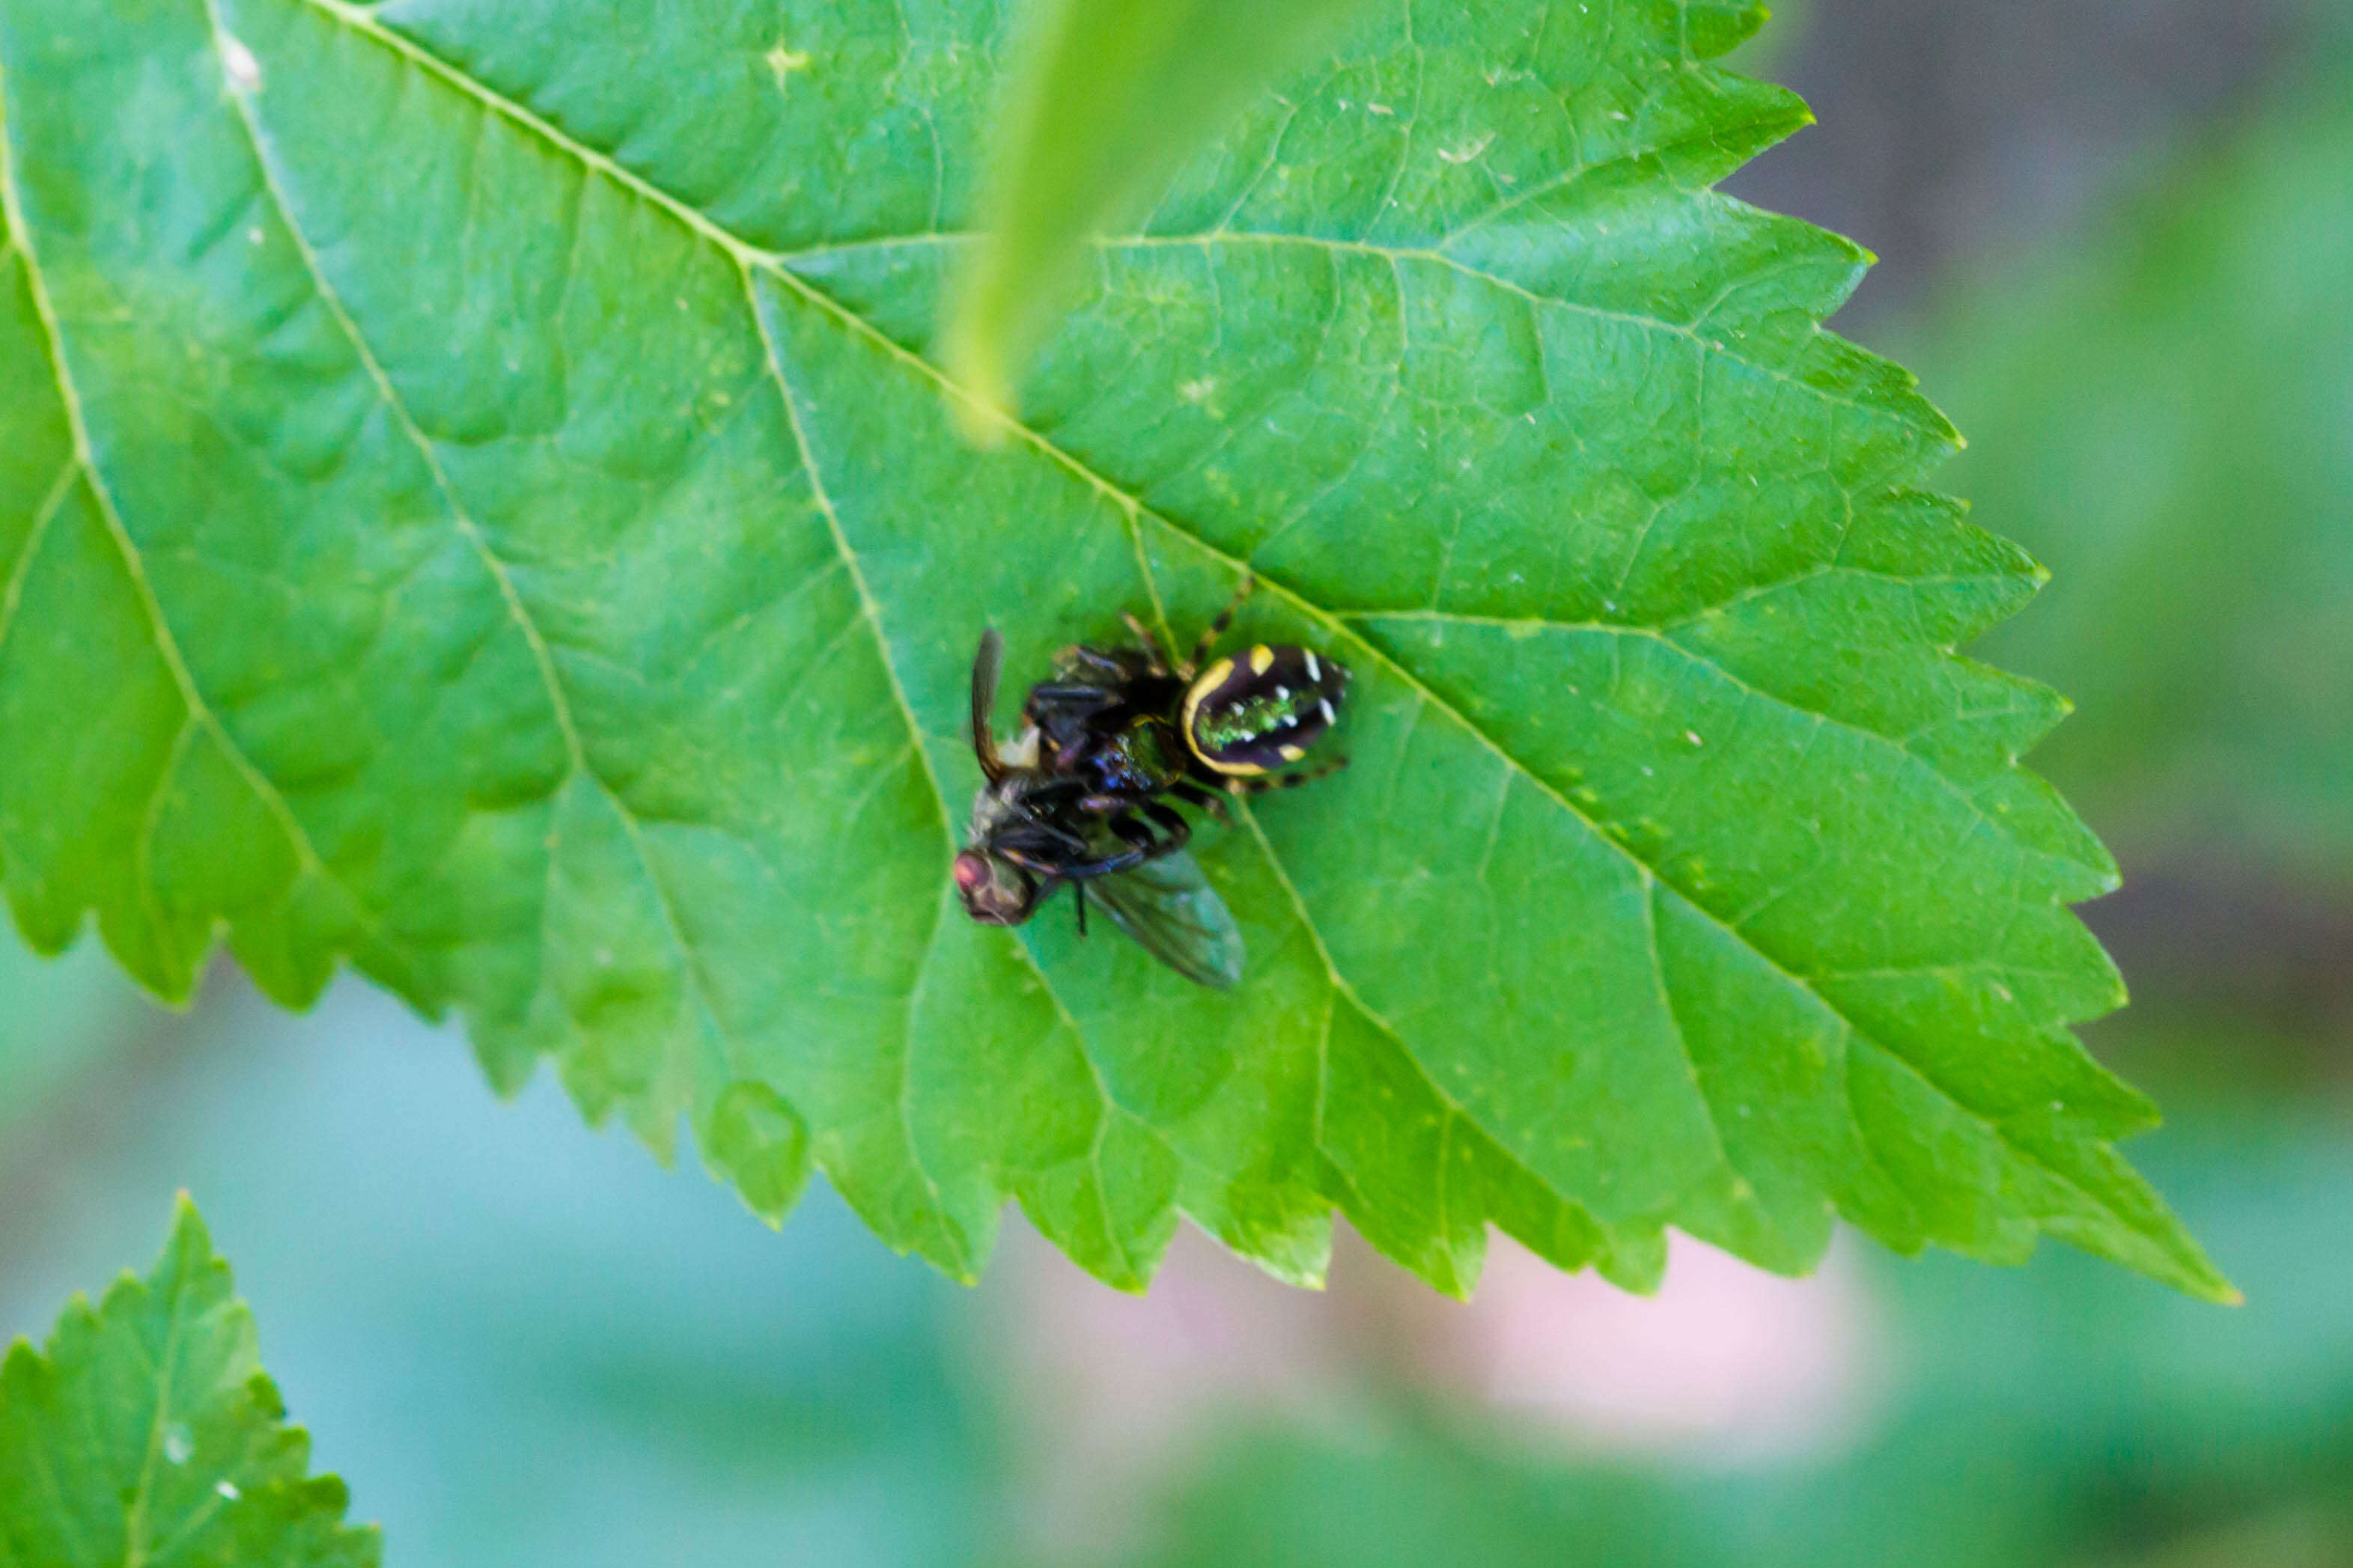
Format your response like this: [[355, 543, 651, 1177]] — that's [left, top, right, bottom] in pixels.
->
[[1182, 657, 1258, 773]]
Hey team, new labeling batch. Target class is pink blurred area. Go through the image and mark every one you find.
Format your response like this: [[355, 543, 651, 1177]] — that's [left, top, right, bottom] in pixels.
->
[[989, 1220, 1881, 1552]]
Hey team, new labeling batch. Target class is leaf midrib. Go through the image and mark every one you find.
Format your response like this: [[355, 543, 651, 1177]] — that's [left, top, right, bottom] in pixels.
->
[[756, 222, 1930, 433], [121, 1254, 195, 1568]]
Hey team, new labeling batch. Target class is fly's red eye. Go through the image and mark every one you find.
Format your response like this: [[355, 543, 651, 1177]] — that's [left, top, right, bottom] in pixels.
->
[[952, 852, 987, 894]]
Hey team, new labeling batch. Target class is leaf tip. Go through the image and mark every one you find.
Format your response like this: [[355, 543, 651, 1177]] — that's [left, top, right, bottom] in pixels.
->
[[2177, 1261, 2244, 1307], [166, 1189, 212, 1251]]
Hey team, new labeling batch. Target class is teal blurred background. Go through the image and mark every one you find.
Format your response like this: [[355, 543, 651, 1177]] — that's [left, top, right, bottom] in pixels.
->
[[4, 3, 2351, 1562]]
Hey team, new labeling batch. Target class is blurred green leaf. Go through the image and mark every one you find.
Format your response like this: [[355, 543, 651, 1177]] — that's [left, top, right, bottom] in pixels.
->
[[0, 1197, 377, 1567], [1926, 64, 2353, 876], [942, 0, 1373, 419], [0, 0, 2220, 1298]]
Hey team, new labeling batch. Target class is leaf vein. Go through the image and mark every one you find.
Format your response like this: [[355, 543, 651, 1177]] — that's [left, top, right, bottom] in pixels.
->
[[1640, 868, 1749, 1231], [0, 50, 383, 972], [1241, 806, 1586, 1258], [0, 456, 78, 653], [1345, 609, 2091, 882], [121, 1246, 194, 1567], [216, 0, 752, 1090]]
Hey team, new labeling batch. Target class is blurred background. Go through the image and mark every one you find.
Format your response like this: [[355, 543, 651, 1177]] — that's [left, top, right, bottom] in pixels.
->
[[4, 1, 2351, 1562]]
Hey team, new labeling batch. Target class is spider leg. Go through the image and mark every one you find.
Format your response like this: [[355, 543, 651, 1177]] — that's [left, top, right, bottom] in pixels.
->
[[1078, 789, 1157, 816], [1121, 611, 1173, 677], [1026, 682, 1123, 708], [1074, 879, 1089, 938], [1184, 573, 1257, 678], [996, 819, 1092, 870], [1224, 755, 1348, 796], [1168, 779, 1229, 822], [1011, 777, 1095, 812], [1061, 806, 1188, 879], [1139, 801, 1191, 854], [1062, 644, 1135, 677], [1060, 844, 1151, 879]]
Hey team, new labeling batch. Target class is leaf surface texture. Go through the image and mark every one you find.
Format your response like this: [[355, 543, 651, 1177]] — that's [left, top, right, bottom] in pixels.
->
[[0, 0, 2226, 1297]]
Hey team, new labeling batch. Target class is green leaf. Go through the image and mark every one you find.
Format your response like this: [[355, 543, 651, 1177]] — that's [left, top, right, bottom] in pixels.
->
[[942, 0, 1374, 418], [0, 0, 2227, 1299], [1926, 60, 2353, 877], [0, 1197, 379, 1567]]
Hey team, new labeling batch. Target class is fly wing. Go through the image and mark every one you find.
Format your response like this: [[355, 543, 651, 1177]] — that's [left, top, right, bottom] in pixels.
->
[[970, 629, 1006, 783], [1092, 849, 1246, 989]]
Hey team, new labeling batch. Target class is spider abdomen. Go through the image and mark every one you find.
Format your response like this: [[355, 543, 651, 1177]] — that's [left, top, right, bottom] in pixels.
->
[[1181, 644, 1351, 776]]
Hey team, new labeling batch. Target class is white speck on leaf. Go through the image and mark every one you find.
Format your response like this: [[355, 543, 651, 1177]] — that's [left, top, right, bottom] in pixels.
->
[[1179, 376, 1216, 403], [216, 1479, 242, 1501], [163, 1424, 193, 1465], [1438, 132, 1496, 165], [220, 33, 261, 93], [765, 43, 812, 86]]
